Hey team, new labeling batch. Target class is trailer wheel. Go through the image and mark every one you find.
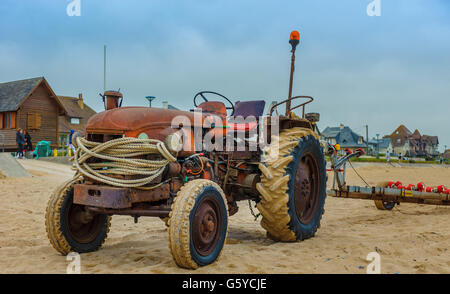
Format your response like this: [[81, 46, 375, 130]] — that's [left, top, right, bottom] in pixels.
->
[[374, 200, 396, 210], [374, 182, 396, 210], [45, 178, 111, 254], [168, 179, 228, 269], [257, 127, 327, 241]]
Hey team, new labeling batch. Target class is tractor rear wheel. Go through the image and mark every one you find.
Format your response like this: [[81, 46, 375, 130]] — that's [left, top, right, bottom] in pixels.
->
[[168, 179, 228, 269], [257, 127, 327, 241], [45, 178, 111, 254]]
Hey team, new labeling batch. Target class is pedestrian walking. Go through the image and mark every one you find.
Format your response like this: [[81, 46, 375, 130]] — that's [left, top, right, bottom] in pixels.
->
[[16, 129, 25, 159]]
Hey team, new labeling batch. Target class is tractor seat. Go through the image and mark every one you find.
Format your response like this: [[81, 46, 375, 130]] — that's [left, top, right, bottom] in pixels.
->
[[228, 100, 266, 132], [196, 101, 227, 117]]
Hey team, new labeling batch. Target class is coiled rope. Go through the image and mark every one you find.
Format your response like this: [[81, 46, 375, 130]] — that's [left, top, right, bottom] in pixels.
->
[[72, 136, 176, 188]]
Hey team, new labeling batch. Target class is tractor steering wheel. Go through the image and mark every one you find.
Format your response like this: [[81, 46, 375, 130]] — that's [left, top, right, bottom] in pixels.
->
[[193, 91, 235, 116]]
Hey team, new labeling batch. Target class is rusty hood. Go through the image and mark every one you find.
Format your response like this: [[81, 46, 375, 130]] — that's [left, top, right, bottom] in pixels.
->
[[86, 107, 200, 133]]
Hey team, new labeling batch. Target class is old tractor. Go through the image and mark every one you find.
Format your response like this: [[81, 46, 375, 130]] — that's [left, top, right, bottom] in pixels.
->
[[45, 31, 327, 269]]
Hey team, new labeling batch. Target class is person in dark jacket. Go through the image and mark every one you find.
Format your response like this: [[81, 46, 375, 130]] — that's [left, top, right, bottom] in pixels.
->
[[16, 128, 24, 159], [24, 130, 33, 151]]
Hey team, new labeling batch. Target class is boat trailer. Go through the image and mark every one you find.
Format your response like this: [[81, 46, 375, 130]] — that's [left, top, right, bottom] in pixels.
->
[[325, 143, 450, 210]]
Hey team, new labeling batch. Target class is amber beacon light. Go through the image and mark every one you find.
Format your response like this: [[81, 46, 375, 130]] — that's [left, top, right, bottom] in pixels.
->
[[289, 30, 300, 52], [290, 30, 300, 41]]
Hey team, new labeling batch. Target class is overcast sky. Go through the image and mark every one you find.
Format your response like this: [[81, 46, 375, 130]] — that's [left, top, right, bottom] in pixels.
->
[[0, 0, 449, 150]]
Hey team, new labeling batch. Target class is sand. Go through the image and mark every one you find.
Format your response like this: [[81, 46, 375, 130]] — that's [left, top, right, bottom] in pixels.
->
[[0, 159, 449, 274]]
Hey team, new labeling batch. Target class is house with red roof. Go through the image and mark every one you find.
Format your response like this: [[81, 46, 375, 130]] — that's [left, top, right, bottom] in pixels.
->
[[384, 125, 439, 157]]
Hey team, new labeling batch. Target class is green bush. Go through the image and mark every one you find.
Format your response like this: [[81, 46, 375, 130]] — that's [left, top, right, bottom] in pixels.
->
[[326, 156, 447, 165], [350, 157, 399, 163], [56, 149, 68, 157]]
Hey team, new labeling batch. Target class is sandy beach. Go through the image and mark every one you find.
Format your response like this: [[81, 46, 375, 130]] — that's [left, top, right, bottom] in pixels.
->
[[0, 159, 449, 274]]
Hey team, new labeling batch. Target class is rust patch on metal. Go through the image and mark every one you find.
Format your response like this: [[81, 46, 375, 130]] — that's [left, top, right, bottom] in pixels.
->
[[73, 184, 170, 209]]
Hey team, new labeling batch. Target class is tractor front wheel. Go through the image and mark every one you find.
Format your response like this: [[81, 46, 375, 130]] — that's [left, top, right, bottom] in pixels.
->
[[168, 179, 228, 269], [45, 178, 111, 254]]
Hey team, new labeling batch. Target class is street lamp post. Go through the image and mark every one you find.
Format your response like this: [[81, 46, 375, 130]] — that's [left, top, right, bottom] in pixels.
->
[[445, 145, 448, 164], [145, 96, 156, 107], [376, 133, 380, 159]]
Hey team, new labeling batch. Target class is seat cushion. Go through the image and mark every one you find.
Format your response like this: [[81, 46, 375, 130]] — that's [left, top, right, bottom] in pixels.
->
[[232, 100, 266, 118], [227, 100, 265, 132]]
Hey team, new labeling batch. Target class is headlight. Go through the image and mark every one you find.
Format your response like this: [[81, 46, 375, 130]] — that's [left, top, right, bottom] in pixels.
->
[[165, 132, 183, 153], [138, 132, 149, 140]]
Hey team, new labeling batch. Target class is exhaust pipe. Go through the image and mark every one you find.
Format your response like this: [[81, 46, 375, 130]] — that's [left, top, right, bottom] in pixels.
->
[[101, 91, 123, 110]]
